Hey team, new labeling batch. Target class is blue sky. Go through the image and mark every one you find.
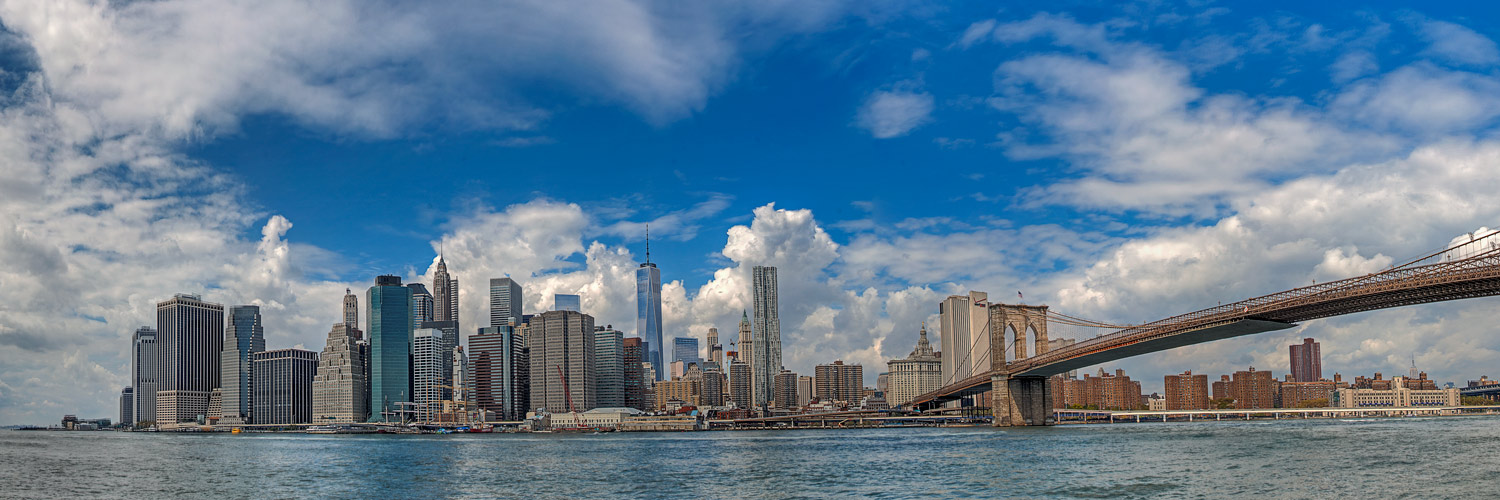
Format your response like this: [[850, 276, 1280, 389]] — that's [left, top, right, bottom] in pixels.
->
[[4, 1, 1500, 424]]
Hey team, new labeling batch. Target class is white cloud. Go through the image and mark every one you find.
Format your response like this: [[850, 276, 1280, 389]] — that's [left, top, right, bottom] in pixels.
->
[[856, 89, 935, 138], [1417, 19, 1500, 66]]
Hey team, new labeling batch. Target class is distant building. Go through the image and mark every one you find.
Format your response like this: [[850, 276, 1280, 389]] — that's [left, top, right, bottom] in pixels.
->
[[637, 253, 664, 382], [251, 349, 318, 425], [219, 305, 265, 424], [472, 325, 529, 421], [706, 327, 722, 365], [1081, 369, 1141, 410], [342, 288, 359, 330], [432, 254, 458, 323], [750, 266, 782, 408], [700, 365, 726, 407], [654, 378, 700, 410], [368, 275, 412, 422], [412, 327, 449, 422], [120, 387, 133, 427], [1147, 397, 1166, 411], [489, 277, 523, 328], [623, 337, 648, 411], [815, 360, 863, 405], [773, 370, 799, 409], [1336, 377, 1460, 407], [554, 294, 581, 312], [887, 325, 942, 407], [797, 375, 814, 407], [1280, 381, 1337, 408], [155, 294, 225, 429], [313, 323, 368, 424], [729, 360, 752, 408], [876, 373, 889, 398], [1164, 371, 1209, 410], [595, 326, 625, 409], [131, 327, 157, 425], [939, 292, 989, 387], [529, 310, 596, 413], [1289, 338, 1321, 383], [1232, 367, 1277, 409], [409, 283, 434, 332], [673, 337, 701, 367]]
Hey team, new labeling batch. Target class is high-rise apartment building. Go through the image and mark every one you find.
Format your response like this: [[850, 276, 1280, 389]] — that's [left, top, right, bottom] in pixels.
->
[[750, 266, 782, 408], [471, 325, 529, 421], [409, 283, 434, 332], [595, 326, 625, 409], [773, 369, 799, 409], [673, 337, 701, 366], [219, 305, 265, 424], [528, 310, 596, 413], [1289, 338, 1322, 382], [432, 254, 458, 323], [887, 325, 942, 407], [489, 277, 523, 327], [637, 257, 664, 382], [700, 366, 725, 407], [1213, 375, 1231, 400], [1232, 367, 1277, 409], [251, 349, 318, 425], [815, 361, 864, 404], [155, 294, 224, 429], [313, 323, 368, 424], [623, 337, 648, 411], [797, 375, 814, 407], [120, 387, 133, 428], [939, 291, 989, 386], [131, 327, 157, 425], [1164, 371, 1210, 410], [368, 275, 413, 422], [728, 360, 752, 409], [555, 294, 581, 312], [342, 288, 359, 329]]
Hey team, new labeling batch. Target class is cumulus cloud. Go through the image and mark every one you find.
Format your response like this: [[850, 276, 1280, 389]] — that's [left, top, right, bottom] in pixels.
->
[[1417, 19, 1500, 66], [856, 89, 935, 139]]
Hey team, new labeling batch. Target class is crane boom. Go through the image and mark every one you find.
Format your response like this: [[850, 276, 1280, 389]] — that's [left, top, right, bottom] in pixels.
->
[[556, 365, 582, 428]]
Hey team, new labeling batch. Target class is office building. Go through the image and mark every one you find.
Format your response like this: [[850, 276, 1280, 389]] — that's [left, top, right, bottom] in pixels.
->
[[489, 277, 523, 327], [251, 349, 318, 425], [433, 253, 458, 322], [623, 337, 648, 411], [472, 325, 529, 421], [555, 294, 581, 312], [528, 310, 596, 413], [155, 294, 224, 429], [342, 288, 359, 330], [939, 291, 989, 387], [707, 327, 722, 365], [773, 369, 799, 409], [1336, 378, 1460, 407], [887, 325, 942, 406], [729, 360, 752, 409], [736, 311, 752, 385], [815, 361, 863, 404], [637, 247, 664, 382], [654, 378, 700, 410], [595, 326, 625, 409], [1164, 371, 1210, 410], [673, 337, 701, 366], [219, 305, 265, 424], [131, 327, 157, 425], [313, 323, 368, 424], [120, 387, 133, 427], [412, 327, 449, 422], [409, 283, 434, 332], [368, 275, 413, 422], [1232, 367, 1277, 409], [797, 375, 814, 407], [750, 266, 782, 408], [1289, 338, 1321, 382]]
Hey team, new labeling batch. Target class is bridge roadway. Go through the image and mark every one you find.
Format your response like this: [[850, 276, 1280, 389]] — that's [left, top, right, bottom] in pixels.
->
[[909, 233, 1500, 419]]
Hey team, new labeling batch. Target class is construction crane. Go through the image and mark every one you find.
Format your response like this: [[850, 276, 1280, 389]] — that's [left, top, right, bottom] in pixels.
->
[[556, 365, 583, 429]]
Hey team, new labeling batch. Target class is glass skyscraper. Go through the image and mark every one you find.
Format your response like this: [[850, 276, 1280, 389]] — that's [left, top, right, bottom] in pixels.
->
[[409, 283, 433, 332], [368, 275, 412, 422], [219, 305, 265, 423], [637, 262, 663, 381], [489, 278, 523, 327], [673, 337, 700, 366], [554, 294, 581, 312]]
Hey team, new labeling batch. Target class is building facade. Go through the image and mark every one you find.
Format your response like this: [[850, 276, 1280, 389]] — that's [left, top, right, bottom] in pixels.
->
[[528, 310, 597, 413], [673, 337, 700, 366], [939, 291, 990, 387], [472, 325, 529, 421], [1078, 369, 1142, 410], [1232, 367, 1277, 409], [554, 294, 581, 312], [156, 294, 225, 429], [772, 370, 799, 409], [412, 327, 448, 422], [368, 275, 413, 422], [798, 375, 814, 407], [432, 254, 458, 323], [654, 379, 700, 409], [729, 360, 752, 409], [219, 305, 265, 424], [623, 337, 648, 411], [409, 283, 434, 332], [120, 387, 133, 427], [815, 360, 864, 404], [488, 277, 523, 327], [251, 349, 318, 425], [750, 266, 782, 408], [887, 325, 942, 407], [342, 288, 359, 330], [595, 327, 625, 409], [637, 261, 664, 382], [312, 323, 368, 424], [707, 327, 722, 365], [1336, 378, 1460, 407], [131, 327, 157, 425], [1281, 381, 1337, 408], [1164, 371, 1210, 410], [1289, 337, 1321, 383]]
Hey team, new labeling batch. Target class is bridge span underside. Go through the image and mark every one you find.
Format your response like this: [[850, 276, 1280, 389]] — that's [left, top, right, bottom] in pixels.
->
[[1012, 319, 1296, 377]]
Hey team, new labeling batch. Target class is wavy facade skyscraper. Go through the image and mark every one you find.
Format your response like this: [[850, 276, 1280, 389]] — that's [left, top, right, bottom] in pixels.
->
[[751, 266, 781, 408]]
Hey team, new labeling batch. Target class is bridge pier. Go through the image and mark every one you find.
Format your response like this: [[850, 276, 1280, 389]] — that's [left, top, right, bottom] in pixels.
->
[[992, 373, 1054, 427]]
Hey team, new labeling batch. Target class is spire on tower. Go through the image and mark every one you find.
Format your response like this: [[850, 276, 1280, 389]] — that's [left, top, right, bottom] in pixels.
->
[[645, 223, 651, 264]]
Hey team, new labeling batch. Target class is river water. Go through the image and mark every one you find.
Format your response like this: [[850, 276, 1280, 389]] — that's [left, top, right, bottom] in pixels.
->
[[2, 416, 1493, 499]]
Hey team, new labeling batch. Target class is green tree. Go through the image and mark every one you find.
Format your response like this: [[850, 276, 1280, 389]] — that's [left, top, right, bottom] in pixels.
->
[[1462, 396, 1496, 406]]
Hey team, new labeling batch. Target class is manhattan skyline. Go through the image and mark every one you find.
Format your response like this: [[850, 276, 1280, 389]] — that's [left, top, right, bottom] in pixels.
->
[[6, 2, 1500, 425]]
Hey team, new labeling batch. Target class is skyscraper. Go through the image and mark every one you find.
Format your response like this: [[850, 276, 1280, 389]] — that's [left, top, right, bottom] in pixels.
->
[[707, 327, 722, 365], [412, 327, 448, 422], [219, 305, 265, 424], [251, 348, 318, 425], [409, 283, 434, 332], [773, 369, 799, 409], [815, 360, 863, 404], [637, 245, 664, 381], [673, 337, 701, 366], [489, 277, 523, 327], [751, 266, 782, 408], [555, 294, 581, 312], [342, 288, 359, 329], [729, 360, 752, 408], [120, 387, 133, 428], [1289, 338, 1322, 383], [528, 310, 597, 413], [368, 275, 413, 422], [420, 320, 460, 401], [433, 253, 458, 323], [594, 326, 625, 408], [131, 327, 157, 425], [471, 325, 529, 421], [313, 323, 368, 424], [155, 294, 224, 429], [939, 291, 989, 385], [623, 337, 647, 411], [736, 311, 752, 385]]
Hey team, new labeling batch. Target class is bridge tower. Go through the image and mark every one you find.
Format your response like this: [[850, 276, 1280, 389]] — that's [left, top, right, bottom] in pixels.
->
[[987, 304, 1053, 427]]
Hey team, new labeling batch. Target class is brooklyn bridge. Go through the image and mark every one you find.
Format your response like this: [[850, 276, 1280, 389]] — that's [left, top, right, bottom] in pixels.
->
[[907, 230, 1500, 426]]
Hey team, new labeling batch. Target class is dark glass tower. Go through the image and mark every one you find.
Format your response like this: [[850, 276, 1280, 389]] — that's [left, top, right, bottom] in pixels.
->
[[368, 275, 412, 422]]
